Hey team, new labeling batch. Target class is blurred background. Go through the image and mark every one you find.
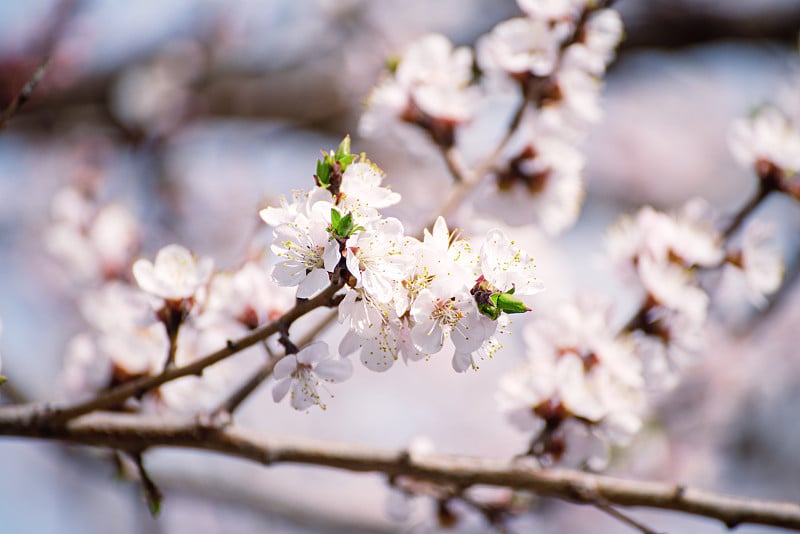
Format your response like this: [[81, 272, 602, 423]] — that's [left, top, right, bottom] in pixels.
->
[[1, 0, 800, 532]]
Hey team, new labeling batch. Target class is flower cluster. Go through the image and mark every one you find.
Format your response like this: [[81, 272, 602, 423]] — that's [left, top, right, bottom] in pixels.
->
[[474, 1, 623, 234], [260, 137, 544, 397], [60, 240, 296, 412], [359, 34, 480, 147], [497, 297, 645, 468], [359, 1, 623, 235], [605, 200, 724, 387]]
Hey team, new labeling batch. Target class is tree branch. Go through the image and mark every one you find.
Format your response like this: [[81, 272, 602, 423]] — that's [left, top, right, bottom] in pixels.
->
[[40, 278, 345, 425], [0, 410, 797, 531]]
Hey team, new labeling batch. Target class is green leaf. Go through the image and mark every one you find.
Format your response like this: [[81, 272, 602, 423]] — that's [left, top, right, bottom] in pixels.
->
[[496, 292, 529, 314], [385, 56, 400, 73], [478, 302, 501, 320], [336, 135, 351, 158], [0, 375, 6, 385], [316, 159, 331, 186], [330, 208, 342, 228], [338, 153, 357, 172], [339, 212, 354, 235], [149, 496, 162, 517]]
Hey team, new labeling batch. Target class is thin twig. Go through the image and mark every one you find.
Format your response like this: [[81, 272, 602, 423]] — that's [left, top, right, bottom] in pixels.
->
[[214, 357, 278, 417], [0, 411, 797, 531], [721, 183, 771, 239], [593, 502, 662, 534], [0, 56, 51, 132], [129, 451, 163, 516]]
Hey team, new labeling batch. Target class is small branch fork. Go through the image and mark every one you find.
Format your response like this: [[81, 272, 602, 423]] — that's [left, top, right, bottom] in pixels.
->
[[0, 411, 797, 531]]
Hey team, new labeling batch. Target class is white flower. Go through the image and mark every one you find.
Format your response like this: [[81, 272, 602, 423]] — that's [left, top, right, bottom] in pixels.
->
[[395, 34, 478, 122], [729, 106, 800, 176], [89, 203, 140, 276], [477, 18, 569, 78], [271, 212, 341, 298], [272, 342, 353, 410], [638, 255, 709, 325], [516, 0, 584, 20], [607, 201, 723, 277], [338, 160, 401, 222], [632, 307, 705, 391], [410, 282, 486, 356], [479, 229, 544, 296], [344, 217, 414, 304], [498, 297, 645, 448], [736, 220, 784, 307], [561, 9, 623, 76], [204, 262, 295, 328], [133, 244, 213, 301], [45, 190, 141, 283], [360, 33, 479, 136], [452, 317, 504, 373], [475, 121, 585, 234], [79, 281, 153, 333]]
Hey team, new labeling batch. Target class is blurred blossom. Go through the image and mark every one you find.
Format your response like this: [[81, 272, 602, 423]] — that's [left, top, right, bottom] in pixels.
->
[[721, 220, 784, 308], [202, 261, 295, 329], [516, 0, 584, 21], [473, 111, 585, 234], [359, 33, 480, 146], [45, 186, 141, 284], [497, 297, 645, 467], [132, 244, 213, 302], [476, 17, 569, 79], [728, 106, 800, 181], [111, 41, 204, 136]]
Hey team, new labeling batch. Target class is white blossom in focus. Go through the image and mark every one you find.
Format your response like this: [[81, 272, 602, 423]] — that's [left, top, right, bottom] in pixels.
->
[[271, 211, 340, 299], [479, 229, 545, 297], [338, 160, 401, 222], [344, 217, 414, 304], [272, 342, 353, 410], [133, 244, 213, 301], [410, 281, 486, 357]]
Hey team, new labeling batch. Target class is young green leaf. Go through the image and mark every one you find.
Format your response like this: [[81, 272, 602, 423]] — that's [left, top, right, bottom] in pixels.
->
[[495, 292, 529, 314]]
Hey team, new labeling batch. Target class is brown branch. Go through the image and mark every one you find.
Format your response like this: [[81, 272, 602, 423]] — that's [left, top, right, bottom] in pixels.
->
[[37, 279, 345, 425], [0, 411, 797, 531], [0, 56, 51, 132]]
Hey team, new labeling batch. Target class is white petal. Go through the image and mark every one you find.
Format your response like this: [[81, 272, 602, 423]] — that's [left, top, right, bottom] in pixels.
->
[[297, 341, 329, 366], [273, 354, 298, 379], [451, 351, 473, 373], [315, 358, 353, 382], [272, 377, 292, 402], [411, 321, 445, 355], [359, 340, 395, 372], [296, 268, 330, 298]]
